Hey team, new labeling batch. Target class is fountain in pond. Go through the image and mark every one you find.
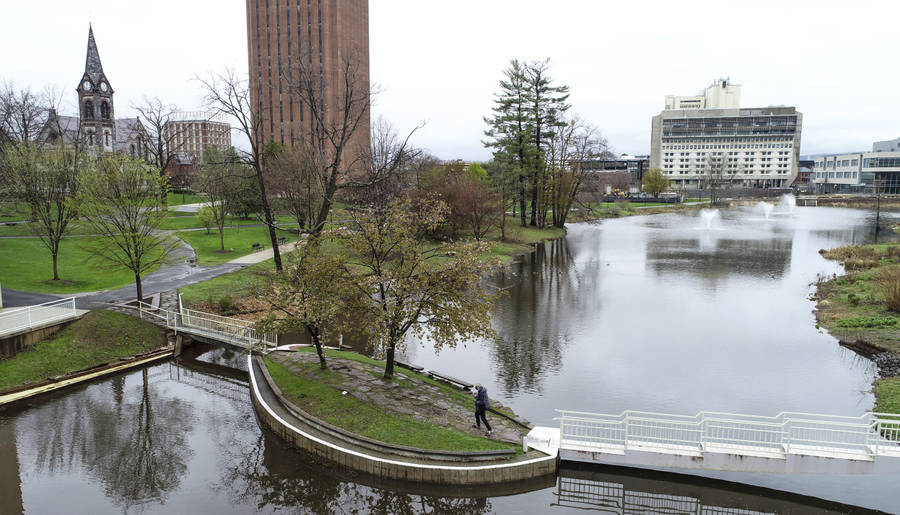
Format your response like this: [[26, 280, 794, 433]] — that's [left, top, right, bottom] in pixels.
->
[[779, 193, 797, 214], [756, 202, 775, 220], [699, 209, 720, 230]]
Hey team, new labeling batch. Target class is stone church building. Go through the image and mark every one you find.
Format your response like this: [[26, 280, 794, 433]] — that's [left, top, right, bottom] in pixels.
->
[[41, 25, 149, 158]]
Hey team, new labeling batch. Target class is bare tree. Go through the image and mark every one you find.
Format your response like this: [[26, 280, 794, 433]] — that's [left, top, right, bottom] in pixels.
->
[[546, 115, 610, 227], [265, 142, 324, 233], [198, 69, 283, 270], [703, 153, 738, 205], [3, 144, 87, 280], [196, 146, 244, 251], [76, 155, 178, 303], [132, 96, 184, 206], [351, 116, 423, 206], [0, 80, 51, 145]]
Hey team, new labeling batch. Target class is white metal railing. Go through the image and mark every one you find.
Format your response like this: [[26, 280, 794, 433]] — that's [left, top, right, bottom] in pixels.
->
[[181, 307, 278, 348], [557, 409, 900, 460], [132, 299, 277, 349], [0, 297, 77, 336]]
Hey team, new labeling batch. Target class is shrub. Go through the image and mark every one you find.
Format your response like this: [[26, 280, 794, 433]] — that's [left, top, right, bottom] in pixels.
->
[[218, 295, 233, 312], [876, 265, 900, 312], [834, 316, 898, 329]]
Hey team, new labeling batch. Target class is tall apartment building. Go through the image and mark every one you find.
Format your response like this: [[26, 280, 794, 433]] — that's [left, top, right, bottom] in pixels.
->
[[246, 0, 370, 156], [164, 112, 232, 162], [650, 80, 803, 189]]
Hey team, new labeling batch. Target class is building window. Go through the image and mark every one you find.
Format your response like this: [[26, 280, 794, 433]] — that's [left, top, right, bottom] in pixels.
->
[[85, 100, 94, 119], [105, 131, 110, 147], [130, 144, 136, 156], [101, 101, 110, 120], [88, 132, 94, 145]]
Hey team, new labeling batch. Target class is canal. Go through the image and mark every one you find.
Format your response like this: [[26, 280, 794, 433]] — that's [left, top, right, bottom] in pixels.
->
[[2, 204, 899, 513]]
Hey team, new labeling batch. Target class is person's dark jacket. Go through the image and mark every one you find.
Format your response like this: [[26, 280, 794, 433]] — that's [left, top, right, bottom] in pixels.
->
[[475, 386, 490, 409]]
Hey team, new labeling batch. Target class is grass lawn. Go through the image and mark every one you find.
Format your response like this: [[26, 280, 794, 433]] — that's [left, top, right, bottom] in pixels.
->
[[0, 237, 164, 294], [0, 310, 167, 391], [816, 243, 900, 354], [0, 220, 97, 237], [180, 258, 274, 306], [264, 350, 517, 452], [876, 378, 900, 414], [166, 192, 207, 206], [160, 213, 297, 231], [176, 225, 300, 266], [0, 201, 31, 221]]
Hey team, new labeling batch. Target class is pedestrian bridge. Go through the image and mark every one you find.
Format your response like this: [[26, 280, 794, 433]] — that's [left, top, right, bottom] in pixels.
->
[[526, 409, 900, 474], [133, 298, 277, 351]]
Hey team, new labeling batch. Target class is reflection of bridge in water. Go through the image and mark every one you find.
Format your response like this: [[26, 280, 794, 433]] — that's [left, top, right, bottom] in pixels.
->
[[556, 475, 773, 514]]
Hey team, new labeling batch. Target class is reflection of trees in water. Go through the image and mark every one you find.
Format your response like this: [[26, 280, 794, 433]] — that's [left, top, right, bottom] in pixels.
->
[[490, 237, 602, 395], [213, 430, 492, 514], [646, 237, 792, 287], [26, 366, 195, 511]]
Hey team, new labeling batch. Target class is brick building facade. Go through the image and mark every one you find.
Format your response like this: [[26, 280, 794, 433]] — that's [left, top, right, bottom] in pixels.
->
[[246, 0, 370, 158]]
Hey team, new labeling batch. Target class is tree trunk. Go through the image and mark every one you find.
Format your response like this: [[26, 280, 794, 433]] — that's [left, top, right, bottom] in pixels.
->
[[518, 173, 527, 227], [311, 331, 327, 369], [218, 226, 225, 251], [253, 163, 282, 271], [383, 344, 395, 379], [530, 168, 539, 226], [135, 273, 143, 304], [52, 252, 59, 281]]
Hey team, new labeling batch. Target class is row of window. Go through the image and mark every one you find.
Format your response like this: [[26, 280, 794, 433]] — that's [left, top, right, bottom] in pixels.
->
[[83, 100, 111, 120], [661, 142, 793, 151], [815, 171, 858, 179]]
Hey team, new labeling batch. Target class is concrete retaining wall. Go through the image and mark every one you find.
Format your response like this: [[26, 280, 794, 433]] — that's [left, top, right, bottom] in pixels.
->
[[249, 355, 558, 485], [0, 320, 77, 360]]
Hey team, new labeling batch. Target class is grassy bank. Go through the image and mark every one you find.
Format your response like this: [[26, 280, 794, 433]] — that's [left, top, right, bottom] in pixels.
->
[[0, 237, 164, 294], [264, 349, 517, 453], [0, 310, 167, 391], [816, 242, 900, 412]]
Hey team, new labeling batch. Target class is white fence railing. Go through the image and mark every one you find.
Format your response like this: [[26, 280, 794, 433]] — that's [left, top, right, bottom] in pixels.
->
[[0, 297, 77, 337], [181, 308, 277, 348], [132, 300, 277, 349], [557, 410, 900, 460]]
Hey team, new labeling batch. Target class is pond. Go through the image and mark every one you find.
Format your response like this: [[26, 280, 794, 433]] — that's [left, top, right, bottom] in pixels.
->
[[2, 205, 899, 514]]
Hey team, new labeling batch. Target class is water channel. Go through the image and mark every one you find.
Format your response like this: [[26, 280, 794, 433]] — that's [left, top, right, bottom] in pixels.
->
[[2, 205, 900, 514]]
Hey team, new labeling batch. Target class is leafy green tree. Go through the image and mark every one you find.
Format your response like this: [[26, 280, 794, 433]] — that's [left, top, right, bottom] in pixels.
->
[[196, 206, 215, 235], [466, 162, 488, 181], [339, 197, 500, 379], [76, 155, 178, 303], [258, 239, 349, 369], [642, 168, 671, 197], [3, 143, 86, 280], [197, 146, 243, 250]]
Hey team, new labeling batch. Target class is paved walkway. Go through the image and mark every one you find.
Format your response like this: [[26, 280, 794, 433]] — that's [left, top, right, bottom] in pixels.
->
[[228, 240, 302, 265], [268, 350, 527, 444]]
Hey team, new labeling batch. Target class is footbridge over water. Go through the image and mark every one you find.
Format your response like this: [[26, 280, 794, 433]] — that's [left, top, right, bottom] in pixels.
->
[[526, 409, 900, 475], [132, 298, 277, 351]]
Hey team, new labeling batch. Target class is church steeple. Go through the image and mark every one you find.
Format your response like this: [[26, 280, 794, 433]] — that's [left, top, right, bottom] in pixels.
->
[[85, 24, 105, 84], [78, 24, 115, 152]]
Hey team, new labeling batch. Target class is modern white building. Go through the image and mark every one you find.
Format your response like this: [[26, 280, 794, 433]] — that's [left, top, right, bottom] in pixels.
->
[[650, 80, 803, 189], [813, 144, 900, 194]]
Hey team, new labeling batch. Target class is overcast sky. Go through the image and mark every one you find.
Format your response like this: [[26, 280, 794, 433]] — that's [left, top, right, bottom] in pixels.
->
[[3, 1, 898, 160]]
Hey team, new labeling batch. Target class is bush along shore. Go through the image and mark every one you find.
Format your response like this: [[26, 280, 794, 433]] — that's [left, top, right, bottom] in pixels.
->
[[815, 241, 900, 412]]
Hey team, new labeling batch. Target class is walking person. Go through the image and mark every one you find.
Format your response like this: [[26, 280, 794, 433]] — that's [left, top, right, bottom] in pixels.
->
[[473, 383, 492, 435]]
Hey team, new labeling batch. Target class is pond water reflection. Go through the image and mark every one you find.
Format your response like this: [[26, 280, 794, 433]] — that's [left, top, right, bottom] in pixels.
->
[[2, 206, 900, 514]]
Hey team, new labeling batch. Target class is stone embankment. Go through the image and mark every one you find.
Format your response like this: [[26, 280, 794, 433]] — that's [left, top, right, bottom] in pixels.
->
[[840, 339, 900, 378], [249, 353, 558, 485]]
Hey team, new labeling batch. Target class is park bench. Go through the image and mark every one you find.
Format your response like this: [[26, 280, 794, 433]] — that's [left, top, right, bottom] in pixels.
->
[[277, 236, 287, 245], [395, 359, 425, 373], [251, 242, 264, 252], [427, 370, 474, 390]]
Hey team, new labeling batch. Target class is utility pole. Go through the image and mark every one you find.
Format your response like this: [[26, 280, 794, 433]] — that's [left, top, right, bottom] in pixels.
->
[[874, 177, 882, 243]]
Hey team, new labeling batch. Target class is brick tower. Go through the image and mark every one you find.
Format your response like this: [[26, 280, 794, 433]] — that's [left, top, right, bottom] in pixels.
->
[[246, 0, 370, 155]]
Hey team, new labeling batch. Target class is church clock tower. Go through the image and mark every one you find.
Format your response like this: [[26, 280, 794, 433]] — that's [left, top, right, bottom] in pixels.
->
[[78, 25, 115, 153]]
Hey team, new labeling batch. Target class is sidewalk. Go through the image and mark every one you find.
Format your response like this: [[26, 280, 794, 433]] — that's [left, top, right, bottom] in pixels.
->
[[228, 241, 301, 265]]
